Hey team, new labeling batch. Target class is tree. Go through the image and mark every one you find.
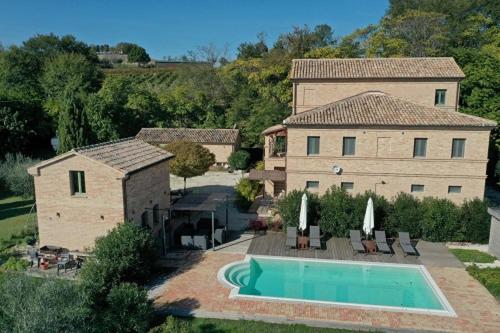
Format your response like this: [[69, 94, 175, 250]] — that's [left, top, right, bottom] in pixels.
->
[[237, 33, 269, 59], [22, 33, 98, 63], [115, 42, 150, 63], [164, 141, 215, 191], [57, 89, 91, 153], [228, 150, 250, 171]]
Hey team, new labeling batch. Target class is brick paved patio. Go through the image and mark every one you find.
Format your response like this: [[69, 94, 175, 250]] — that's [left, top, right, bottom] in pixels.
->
[[153, 252, 500, 333]]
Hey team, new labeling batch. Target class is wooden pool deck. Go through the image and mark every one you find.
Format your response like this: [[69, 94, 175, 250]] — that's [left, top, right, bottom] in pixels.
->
[[247, 231, 463, 267]]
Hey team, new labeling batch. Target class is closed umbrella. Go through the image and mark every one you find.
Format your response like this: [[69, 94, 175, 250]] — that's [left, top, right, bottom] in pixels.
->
[[299, 193, 308, 236], [363, 197, 374, 239]]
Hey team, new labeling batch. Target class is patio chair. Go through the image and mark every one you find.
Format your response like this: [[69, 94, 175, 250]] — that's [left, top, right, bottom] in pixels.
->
[[309, 225, 321, 249], [214, 228, 226, 245], [374, 230, 392, 255], [286, 227, 297, 248], [193, 235, 208, 250], [398, 232, 418, 257], [349, 230, 366, 255], [181, 235, 194, 249]]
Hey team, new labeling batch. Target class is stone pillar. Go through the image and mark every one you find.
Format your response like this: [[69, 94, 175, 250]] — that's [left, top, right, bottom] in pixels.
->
[[487, 208, 500, 258]]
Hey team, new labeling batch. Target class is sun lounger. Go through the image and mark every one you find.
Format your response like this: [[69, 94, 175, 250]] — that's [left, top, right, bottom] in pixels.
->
[[398, 232, 418, 257], [286, 227, 297, 248], [375, 230, 392, 255], [349, 230, 366, 255], [309, 225, 321, 249]]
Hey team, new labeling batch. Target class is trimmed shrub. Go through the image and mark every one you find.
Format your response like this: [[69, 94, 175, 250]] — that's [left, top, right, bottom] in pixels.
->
[[228, 150, 250, 171], [421, 197, 463, 242], [235, 178, 261, 210], [278, 189, 320, 230], [319, 186, 355, 237], [386, 193, 422, 238], [0, 153, 40, 198], [460, 198, 491, 243]]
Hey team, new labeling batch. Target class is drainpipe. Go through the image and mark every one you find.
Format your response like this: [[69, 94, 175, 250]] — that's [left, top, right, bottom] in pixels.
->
[[122, 175, 130, 221]]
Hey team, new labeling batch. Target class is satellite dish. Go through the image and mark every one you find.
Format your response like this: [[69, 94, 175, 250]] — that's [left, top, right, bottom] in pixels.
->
[[333, 165, 342, 174]]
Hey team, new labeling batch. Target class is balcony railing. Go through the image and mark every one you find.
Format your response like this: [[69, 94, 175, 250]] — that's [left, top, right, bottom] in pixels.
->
[[268, 137, 287, 158]]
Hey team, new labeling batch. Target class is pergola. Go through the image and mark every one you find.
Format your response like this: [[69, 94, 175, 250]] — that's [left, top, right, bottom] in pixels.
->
[[170, 192, 229, 251]]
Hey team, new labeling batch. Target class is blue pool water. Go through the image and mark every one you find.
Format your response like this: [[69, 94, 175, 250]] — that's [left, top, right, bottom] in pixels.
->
[[224, 257, 446, 311]]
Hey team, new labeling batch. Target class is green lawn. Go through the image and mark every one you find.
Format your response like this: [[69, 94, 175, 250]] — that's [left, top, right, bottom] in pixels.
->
[[467, 266, 500, 299], [449, 249, 497, 263], [0, 191, 35, 241], [163, 318, 377, 333]]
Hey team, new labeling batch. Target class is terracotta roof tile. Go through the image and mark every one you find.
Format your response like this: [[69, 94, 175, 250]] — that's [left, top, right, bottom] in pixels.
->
[[74, 138, 173, 174], [284, 92, 496, 128], [136, 128, 240, 145], [291, 58, 465, 79]]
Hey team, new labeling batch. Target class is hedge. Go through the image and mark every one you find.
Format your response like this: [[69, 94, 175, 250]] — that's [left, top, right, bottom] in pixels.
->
[[278, 186, 491, 243]]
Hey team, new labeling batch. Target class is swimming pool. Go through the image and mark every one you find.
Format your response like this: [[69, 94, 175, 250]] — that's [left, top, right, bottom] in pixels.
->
[[218, 256, 455, 316]]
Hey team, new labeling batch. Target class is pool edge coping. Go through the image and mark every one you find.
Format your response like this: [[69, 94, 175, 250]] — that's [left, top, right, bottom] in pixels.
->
[[216, 254, 457, 318]]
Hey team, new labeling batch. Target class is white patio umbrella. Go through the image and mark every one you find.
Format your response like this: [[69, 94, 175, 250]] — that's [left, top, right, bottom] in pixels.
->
[[299, 193, 308, 236], [363, 197, 374, 239]]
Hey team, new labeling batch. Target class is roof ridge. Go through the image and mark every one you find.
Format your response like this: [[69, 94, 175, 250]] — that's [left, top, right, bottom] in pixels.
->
[[293, 57, 454, 61], [73, 137, 136, 152]]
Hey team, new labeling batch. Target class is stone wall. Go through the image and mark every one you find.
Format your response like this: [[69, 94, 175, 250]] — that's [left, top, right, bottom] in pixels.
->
[[488, 208, 500, 257]]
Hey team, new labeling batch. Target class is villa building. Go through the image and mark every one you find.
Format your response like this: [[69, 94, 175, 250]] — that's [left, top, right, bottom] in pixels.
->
[[136, 128, 240, 166], [28, 138, 174, 251], [262, 58, 496, 203]]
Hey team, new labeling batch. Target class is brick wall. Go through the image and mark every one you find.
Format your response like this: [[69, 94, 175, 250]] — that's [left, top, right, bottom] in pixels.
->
[[284, 127, 490, 203], [293, 79, 459, 114], [33, 154, 125, 251]]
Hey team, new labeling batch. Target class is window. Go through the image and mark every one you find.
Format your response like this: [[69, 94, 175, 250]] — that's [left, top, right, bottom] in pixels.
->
[[451, 139, 465, 158], [306, 181, 319, 190], [70, 171, 86, 195], [341, 182, 354, 192], [411, 184, 425, 193], [141, 211, 150, 229], [307, 136, 320, 155], [435, 89, 446, 105], [342, 137, 356, 156], [448, 186, 462, 194], [153, 204, 160, 225], [413, 138, 427, 157]]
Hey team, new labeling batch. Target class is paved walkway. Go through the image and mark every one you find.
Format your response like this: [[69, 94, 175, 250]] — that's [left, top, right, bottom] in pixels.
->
[[152, 252, 500, 333]]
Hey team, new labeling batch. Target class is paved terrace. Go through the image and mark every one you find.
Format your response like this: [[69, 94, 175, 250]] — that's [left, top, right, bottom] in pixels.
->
[[152, 233, 499, 333]]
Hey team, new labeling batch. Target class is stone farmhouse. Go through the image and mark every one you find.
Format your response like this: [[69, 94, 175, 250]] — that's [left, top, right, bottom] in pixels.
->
[[28, 138, 174, 251], [136, 128, 240, 166], [262, 58, 496, 203]]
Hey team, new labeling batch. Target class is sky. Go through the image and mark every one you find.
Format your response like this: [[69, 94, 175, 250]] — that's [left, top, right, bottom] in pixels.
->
[[0, 0, 389, 60]]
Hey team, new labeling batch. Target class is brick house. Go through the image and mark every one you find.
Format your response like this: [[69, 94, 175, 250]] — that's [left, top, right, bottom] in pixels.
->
[[28, 138, 174, 251], [262, 58, 497, 203], [136, 128, 240, 166]]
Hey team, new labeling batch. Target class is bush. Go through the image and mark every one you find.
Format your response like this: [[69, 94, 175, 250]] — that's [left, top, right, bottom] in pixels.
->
[[235, 178, 261, 210], [103, 283, 153, 333], [80, 223, 156, 308], [278, 189, 320, 231], [319, 186, 355, 237], [421, 197, 462, 242], [0, 153, 40, 198], [386, 193, 422, 238], [228, 150, 250, 171], [460, 198, 491, 243], [254, 160, 265, 170], [0, 257, 30, 271], [149, 316, 189, 333]]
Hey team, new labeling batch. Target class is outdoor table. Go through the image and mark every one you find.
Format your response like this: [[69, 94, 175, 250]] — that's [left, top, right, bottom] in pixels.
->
[[298, 236, 309, 250], [362, 240, 377, 255]]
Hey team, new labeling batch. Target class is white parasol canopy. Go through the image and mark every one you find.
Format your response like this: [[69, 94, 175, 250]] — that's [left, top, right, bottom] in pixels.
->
[[363, 197, 374, 238], [299, 193, 308, 233]]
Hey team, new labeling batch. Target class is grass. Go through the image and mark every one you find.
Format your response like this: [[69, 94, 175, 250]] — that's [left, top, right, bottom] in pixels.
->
[[0, 191, 35, 241], [467, 265, 500, 299], [169, 318, 377, 333], [449, 249, 497, 263]]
